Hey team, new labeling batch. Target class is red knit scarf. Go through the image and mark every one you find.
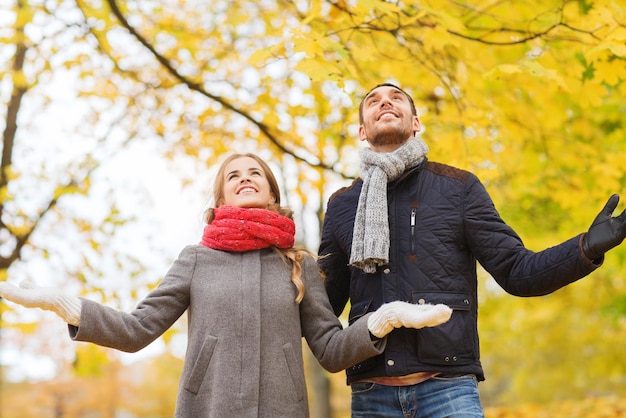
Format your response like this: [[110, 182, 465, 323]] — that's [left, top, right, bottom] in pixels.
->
[[200, 206, 295, 252]]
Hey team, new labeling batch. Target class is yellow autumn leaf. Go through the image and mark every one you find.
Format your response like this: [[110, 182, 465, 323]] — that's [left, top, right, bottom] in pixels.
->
[[300, 0, 322, 25]]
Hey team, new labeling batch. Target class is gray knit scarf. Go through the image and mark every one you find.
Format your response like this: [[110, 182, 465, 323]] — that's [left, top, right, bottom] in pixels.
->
[[350, 138, 429, 273]]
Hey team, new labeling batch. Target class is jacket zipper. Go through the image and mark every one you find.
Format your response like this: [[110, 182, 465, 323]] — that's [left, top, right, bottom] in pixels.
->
[[410, 207, 416, 254]]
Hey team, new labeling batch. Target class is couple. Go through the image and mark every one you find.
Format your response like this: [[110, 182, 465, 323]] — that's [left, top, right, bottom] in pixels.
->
[[2, 83, 625, 418]]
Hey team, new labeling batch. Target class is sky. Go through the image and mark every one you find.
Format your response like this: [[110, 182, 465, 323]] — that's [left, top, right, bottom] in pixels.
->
[[1, 137, 212, 381], [0, 3, 205, 380]]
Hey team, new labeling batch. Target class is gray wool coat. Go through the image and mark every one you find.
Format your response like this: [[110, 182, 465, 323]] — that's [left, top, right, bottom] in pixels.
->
[[68, 245, 385, 417]]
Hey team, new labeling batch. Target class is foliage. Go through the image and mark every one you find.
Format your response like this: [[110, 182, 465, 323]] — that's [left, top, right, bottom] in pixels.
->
[[1, 0, 626, 416], [484, 396, 626, 418], [0, 352, 181, 417]]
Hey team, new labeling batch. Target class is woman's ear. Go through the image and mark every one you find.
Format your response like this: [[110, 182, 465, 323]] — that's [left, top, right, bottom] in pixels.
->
[[269, 194, 276, 204]]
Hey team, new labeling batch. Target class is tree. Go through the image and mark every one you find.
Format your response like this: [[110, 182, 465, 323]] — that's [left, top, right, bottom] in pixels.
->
[[1, 1, 194, 414]]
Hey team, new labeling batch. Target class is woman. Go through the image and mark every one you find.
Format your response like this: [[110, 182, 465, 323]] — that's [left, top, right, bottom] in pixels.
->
[[0, 153, 452, 417]]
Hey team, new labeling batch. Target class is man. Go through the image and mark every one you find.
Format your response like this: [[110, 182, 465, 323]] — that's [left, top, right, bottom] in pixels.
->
[[318, 83, 626, 417]]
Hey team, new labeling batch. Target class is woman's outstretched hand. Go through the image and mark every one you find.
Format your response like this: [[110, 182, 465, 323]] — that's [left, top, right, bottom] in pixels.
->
[[367, 301, 452, 338], [0, 280, 82, 326]]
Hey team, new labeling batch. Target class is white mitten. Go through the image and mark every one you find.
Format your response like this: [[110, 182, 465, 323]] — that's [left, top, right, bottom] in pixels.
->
[[367, 301, 453, 338], [0, 280, 82, 326]]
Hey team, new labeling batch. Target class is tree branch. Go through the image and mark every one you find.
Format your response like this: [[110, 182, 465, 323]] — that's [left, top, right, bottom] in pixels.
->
[[104, 0, 344, 176]]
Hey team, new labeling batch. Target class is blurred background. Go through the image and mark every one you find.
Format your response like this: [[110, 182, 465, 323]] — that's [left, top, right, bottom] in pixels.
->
[[1, 0, 625, 416]]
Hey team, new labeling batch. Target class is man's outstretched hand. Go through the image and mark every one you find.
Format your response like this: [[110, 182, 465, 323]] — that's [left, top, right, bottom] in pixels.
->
[[583, 194, 626, 261]]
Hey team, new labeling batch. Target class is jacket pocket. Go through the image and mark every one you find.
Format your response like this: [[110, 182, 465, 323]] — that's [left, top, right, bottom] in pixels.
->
[[348, 297, 373, 325], [411, 291, 477, 366], [184, 334, 218, 394], [283, 343, 307, 402]]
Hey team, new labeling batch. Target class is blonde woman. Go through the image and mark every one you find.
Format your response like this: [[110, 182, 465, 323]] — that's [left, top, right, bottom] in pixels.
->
[[0, 153, 451, 418]]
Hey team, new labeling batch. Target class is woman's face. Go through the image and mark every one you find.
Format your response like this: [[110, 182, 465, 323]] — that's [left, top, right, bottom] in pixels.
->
[[220, 156, 276, 209]]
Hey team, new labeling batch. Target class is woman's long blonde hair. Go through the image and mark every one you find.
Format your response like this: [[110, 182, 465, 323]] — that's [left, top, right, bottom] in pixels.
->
[[205, 153, 308, 303]]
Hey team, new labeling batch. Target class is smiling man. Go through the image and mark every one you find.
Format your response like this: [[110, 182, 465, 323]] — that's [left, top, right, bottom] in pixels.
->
[[358, 84, 421, 152], [318, 83, 626, 417]]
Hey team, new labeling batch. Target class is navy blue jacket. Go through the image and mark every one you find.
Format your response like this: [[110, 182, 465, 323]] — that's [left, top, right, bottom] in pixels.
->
[[319, 159, 599, 383]]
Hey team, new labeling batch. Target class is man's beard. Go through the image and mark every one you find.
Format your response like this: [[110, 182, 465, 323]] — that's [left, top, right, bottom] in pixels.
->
[[368, 127, 412, 148]]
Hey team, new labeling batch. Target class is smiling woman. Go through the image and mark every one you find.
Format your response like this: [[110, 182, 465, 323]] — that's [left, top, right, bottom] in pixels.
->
[[0, 152, 452, 418], [220, 154, 277, 209]]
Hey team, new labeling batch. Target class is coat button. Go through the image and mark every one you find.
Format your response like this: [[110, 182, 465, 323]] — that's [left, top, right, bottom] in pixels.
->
[[418, 298, 425, 305], [383, 268, 390, 274], [387, 359, 395, 366]]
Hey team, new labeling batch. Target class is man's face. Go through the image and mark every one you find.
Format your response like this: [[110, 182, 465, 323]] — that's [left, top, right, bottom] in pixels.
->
[[358, 85, 421, 152]]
